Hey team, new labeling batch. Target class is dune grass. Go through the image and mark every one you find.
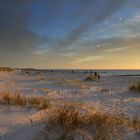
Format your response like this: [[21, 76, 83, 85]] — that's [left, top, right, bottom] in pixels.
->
[[129, 81, 140, 92], [0, 91, 140, 140], [0, 92, 50, 109], [0, 67, 13, 72], [0, 92, 140, 139], [84, 75, 96, 81], [43, 103, 140, 140], [127, 115, 140, 132]]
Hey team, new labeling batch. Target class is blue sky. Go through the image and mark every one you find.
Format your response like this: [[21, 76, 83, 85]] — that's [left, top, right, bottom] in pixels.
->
[[0, 0, 140, 69]]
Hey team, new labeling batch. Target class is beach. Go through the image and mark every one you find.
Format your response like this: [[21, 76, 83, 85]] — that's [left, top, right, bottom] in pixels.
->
[[0, 70, 140, 140]]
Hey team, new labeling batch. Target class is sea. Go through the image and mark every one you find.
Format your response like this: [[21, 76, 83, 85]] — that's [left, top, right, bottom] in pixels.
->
[[38, 69, 140, 76]]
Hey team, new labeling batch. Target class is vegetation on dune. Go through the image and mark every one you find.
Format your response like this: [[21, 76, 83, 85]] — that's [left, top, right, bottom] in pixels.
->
[[128, 115, 140, 132], [43, 103, 140, 140], [129, 81, 140, 92], [0, 93, 50, 109], [84, 75, 97, 81], [0, 92, 140, 139], [84, 73, 100, 81], [0, 67, 13, 72]]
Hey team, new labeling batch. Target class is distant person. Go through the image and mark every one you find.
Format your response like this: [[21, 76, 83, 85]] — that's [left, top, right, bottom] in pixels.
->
[[97, 73, 100, 80], [72, 70, 74, 74], [94, 72, 97, 79]]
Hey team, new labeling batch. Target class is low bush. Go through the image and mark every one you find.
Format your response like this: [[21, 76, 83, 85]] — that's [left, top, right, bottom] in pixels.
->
[[129, 81, 140, 92]]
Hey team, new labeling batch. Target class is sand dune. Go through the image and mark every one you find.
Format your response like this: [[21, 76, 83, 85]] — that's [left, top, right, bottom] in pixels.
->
[[0, 70, 140, 140]]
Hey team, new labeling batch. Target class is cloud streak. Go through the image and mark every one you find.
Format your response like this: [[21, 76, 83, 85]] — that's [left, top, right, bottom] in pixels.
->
[[72, 56, 104, 63], [106, 46, 132, 53], [52, 0, 126, 50], [0, 0, 139, 68]]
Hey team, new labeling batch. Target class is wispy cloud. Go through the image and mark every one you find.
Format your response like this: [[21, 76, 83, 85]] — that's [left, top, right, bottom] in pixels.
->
[[106, 46, 132, 53], [72, 56, 104, 63], [0, 0, 139, 68]]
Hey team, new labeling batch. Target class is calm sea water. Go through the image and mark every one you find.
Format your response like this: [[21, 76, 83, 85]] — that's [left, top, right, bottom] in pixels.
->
[[94, 70, 140, 76], [43, 69, 140, 76]]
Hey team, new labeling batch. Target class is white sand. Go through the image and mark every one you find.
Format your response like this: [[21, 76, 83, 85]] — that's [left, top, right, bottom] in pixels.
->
[[0, 104, 46, 140], [0, 70, 140, 140]]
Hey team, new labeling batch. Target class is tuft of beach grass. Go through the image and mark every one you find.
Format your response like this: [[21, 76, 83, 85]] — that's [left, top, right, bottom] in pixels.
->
[[44, 103, 138, 140], [129, 81, 140, 92], [0, 92, 50, 109]]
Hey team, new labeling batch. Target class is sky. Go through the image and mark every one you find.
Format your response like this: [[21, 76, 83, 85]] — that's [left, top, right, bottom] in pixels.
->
[[0, 0, 140, 69]]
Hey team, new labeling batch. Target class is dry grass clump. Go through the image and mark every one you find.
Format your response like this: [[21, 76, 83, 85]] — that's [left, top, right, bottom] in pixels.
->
[[51, 103, 84, 129], [28, 96, 49, 109], [45, 103, 129, 140], [129, 81, 140, 92], [0, 93, 26, 106], [84, 75, 96, 81], [127, 115, 140, 132], [0, 93, 50, 109], [0, 67, 13, 72]]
